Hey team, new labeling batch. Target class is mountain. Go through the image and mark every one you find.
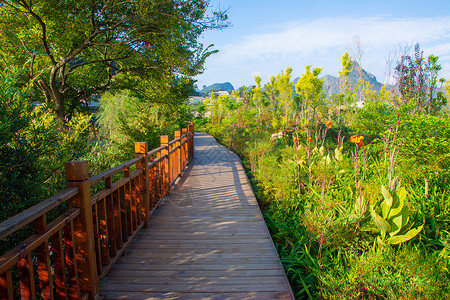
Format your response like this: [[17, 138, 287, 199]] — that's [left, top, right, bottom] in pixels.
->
[[294, 61, 390, 97], [201, 82, 235, 94], [320, 61, 386, 96]]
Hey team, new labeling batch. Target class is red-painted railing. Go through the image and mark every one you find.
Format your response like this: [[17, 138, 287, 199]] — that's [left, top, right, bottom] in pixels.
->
[[0, 122, 194, 300]]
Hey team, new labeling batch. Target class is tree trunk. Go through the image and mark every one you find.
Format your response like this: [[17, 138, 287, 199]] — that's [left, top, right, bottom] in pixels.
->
[[34, 67, 66, 124]]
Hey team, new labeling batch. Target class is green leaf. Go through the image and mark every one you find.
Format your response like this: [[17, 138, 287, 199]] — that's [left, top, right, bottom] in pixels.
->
[[388, 211, 403, 236], [371, 208, 391, 238], [389, 188, 405, 217], [334, 148, 343, 161], [380, 201, 389, 219], [381, 185, 393, 207], [387, 225, 423, 245]]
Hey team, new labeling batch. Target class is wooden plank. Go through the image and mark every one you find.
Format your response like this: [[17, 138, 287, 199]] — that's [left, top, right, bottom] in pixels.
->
[[100, 291, 293, 300], [101, 283, 289, 293], [101, 275, 287, 285], [104, 263, 283, 271], [103, 269, 285, 278], [114, 257, 283, 265]]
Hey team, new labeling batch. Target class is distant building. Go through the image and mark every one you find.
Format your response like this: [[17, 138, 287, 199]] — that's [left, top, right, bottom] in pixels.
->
[[188, 96, 205, 106], [213, 91, 229, 97]]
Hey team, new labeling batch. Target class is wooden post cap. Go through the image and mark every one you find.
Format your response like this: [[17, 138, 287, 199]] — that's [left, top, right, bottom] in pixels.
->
[[135, 142, 148, 154], [160, 135, 169, 145], [182, 128, 187, 134], [65, 161, 89, 181], [175, 131, 181, 138]]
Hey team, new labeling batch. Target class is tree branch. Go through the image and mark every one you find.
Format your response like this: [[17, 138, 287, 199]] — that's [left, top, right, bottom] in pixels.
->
[[17, 0, 57, 65]]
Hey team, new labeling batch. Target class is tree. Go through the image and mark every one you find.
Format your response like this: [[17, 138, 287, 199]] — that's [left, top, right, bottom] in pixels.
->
[[394, 43, 446, 114], [295, 65, 324, 135], [252, 75, 263, 125], [275, 67, 294, 128], [0, 0, 228, 123]]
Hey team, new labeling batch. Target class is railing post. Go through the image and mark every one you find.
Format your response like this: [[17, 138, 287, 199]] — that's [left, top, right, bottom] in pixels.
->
[[182, 128, 188, 169], [160, 135, 170, 191], [65, 161, 98, 300], [135, 142, 149, 228], [175, 131, 181, 178], [188, 122, 195, 159]]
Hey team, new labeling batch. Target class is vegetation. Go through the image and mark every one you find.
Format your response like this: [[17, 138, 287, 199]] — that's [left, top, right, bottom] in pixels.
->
[[1, 2, 449, 297], [203, 48, 450, 299], [0, 0, 228, 221]]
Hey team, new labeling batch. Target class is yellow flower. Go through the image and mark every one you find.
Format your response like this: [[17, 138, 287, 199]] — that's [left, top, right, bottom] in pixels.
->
[[326, 120, 332, 128]]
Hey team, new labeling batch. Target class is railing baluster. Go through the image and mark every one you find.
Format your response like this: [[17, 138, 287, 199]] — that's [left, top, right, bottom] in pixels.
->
[[113, 189, 122, 248], [98, 198, 109, 266], [124, 168, 133, 236], [92, 203, 102, 275], [119, 186, 128, 243], [0, 270, 14, 300], [65, 161, 98, 299], [34, 215, 54, 300], [18, 254, 36, 300], [50, 231, 68, 300], [135, 143, 149, 227], [64, 221, 79, 300]]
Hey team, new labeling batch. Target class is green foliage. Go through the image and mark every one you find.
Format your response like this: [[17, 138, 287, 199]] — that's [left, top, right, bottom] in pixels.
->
[[370, 185, 423, 246], [0, 68, 93, 221], [0, 0, 228, 122], [204, 61, 450, 297]]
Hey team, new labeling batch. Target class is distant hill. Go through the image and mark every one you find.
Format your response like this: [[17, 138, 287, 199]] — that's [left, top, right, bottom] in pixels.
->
[[201, 82, 234, 94]]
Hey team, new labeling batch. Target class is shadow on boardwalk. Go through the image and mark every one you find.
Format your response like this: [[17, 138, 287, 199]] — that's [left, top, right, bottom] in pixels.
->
[[100, 132, 294, 300]]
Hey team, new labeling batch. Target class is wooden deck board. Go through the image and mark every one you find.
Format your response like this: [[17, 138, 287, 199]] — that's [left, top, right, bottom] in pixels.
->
[[100, 132, 294, 299]]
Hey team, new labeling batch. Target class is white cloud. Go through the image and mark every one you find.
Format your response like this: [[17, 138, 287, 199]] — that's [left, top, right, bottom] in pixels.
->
[[219, 16, 450, 63], [198, 15, 450, 87]]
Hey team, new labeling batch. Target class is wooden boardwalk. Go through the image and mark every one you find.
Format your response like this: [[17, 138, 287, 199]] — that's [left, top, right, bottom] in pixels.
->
[[100, 132, 294, 300]]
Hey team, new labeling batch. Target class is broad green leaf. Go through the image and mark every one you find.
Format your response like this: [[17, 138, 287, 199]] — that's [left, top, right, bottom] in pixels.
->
[[388, 211, 403, 236], [377, 236, 386, 247], [371, 208, 391, 238], [389, 189, 405, 218], [387, 225, 423, 245], [380, 201, 389, 219], [319, 146, 325, 155], [381, 185, 393, 208]]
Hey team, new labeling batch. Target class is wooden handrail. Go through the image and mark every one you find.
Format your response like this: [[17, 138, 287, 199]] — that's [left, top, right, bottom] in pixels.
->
[[0, 122, 195, 300], [89, 157, 142, 186], [0, 187, 79, 240]]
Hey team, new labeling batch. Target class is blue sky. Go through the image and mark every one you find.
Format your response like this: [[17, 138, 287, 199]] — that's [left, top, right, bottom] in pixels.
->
[[195, 0, 450, 90]]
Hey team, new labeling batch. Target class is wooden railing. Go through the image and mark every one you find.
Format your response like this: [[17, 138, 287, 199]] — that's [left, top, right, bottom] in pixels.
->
[[0, 122, 195, 300]]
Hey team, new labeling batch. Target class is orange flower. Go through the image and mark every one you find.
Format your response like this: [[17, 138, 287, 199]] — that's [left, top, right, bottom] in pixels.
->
[[308, 137, 313, 142], [350, 134, 364, 147], [257, 129, 260, 134], [326, 120, 332, 128], [293, 137, 299, 144]]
